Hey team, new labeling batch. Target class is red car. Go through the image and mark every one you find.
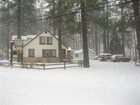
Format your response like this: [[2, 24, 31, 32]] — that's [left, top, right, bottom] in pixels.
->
[[111, 54, 130, 62], [98, 53, 112, 61], [100, 56, 111, 61]]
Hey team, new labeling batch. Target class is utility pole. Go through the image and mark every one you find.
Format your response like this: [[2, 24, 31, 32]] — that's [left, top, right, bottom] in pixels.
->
[[81, 0, 90, 68]]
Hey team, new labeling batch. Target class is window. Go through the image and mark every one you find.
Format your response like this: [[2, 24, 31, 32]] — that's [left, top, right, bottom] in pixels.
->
[[42, 49, 56, 57], [28, 49, 35, 57], [75, 54, 79, 58], [39, 36, 45, 45], [47, 37, 52, 45], [39, 36, 53, 45]]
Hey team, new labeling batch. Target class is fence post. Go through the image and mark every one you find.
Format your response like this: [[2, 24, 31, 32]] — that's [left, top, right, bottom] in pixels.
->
[[78, 60, 83, 68], [43, 64, 45, 70], [64, 61, 66, 70]]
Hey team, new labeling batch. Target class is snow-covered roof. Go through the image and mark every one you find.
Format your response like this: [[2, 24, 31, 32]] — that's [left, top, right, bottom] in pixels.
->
[[74, 49, 95, 54], [74, 49, 83, 54], [11, 35, 36, 41], [67, 47, 73, 51]]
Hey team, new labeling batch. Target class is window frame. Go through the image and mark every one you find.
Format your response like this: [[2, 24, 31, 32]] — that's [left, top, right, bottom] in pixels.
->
[[42, 49, 56, 57], [39, 36, 45, 45], [28, 49, 35, 57], [47, 37, 53, 45]]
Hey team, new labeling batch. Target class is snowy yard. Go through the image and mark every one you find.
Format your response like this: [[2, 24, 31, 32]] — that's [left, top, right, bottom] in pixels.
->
[[0, 60, 140, 105]]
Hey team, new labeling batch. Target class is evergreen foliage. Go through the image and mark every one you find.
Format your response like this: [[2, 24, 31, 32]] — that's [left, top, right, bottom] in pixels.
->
[[110, 27, 122, 54], [0, 0, 140, 62]]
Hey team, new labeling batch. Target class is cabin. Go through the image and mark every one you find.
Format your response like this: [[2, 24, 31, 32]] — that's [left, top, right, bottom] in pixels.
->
[[12, 30, 68, 63]]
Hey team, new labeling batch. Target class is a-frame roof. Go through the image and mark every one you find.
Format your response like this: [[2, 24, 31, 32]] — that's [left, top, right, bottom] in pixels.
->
[[23, 29, 68, 48]]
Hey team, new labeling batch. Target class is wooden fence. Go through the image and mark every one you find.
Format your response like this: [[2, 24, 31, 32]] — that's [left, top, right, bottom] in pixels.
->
[[0, 60, 83, 70]]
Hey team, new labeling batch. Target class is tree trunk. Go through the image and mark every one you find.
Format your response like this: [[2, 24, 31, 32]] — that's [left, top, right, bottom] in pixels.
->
[[95, 24, 98, 55], [17, 0, 21, 39], [81, 1, 90, 68], [106, 0, 110, 53], [121, 0, 125, 56], [103, 0, 107, 53], [103, 29, 107, 53], [6, 0, 10, 60], [17, 0, 22, 62], [132, 0, 140, 62], [58, 0, 62, 62], [52, 0, 56, 35]]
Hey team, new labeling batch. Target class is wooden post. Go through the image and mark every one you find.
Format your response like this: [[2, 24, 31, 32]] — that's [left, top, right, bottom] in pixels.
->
[[10, 42, 13, 66], [43, 64, 45, 70], [64, 61, 66, 70], [21, 40, 23, 66]]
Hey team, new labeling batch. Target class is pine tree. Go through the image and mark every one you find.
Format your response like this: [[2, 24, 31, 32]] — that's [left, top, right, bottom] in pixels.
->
[[81, 0, 90, 68], [110, 26, 122, 54], [0, 0, 37, 59]]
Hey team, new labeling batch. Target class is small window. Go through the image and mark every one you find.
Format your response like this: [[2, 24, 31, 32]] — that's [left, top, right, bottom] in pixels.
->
[[47, 37, 52, 45], [39, 36, 45, 45], [28, 49, 35, 57]]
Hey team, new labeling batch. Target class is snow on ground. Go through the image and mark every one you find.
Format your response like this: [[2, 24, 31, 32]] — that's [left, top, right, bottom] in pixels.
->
[[0, 60, 140, 105]]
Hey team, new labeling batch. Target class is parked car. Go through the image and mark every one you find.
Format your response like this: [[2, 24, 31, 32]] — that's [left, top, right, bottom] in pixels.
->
[[98, 53, 112, 61], [111, 54, 130, 62]]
